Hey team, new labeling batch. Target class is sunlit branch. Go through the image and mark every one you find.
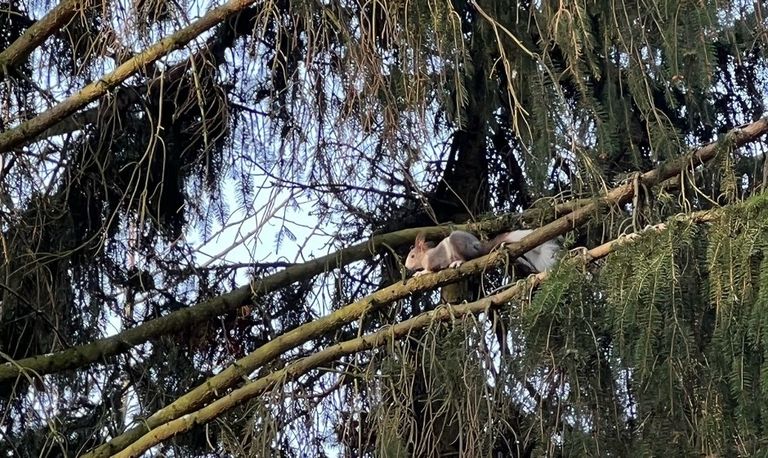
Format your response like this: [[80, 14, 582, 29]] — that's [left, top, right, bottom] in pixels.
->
[[0, 0, 81, 75], [0, 0, 265, 153]]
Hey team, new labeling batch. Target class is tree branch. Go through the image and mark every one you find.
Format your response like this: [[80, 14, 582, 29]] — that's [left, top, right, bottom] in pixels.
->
[[28, 6, 263, 143], [0, 218, 510, 384], [0, 0, 263, 153], [0, 0, 81, 74], [1, 118, 765, 386]]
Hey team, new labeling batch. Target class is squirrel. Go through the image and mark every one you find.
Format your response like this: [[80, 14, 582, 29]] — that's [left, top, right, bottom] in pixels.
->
[[404, 229, 561, 277]]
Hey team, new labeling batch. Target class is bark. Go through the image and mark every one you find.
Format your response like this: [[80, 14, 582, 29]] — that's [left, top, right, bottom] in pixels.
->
[[0, 0, 263, 154], [111, 210, 721, 457]]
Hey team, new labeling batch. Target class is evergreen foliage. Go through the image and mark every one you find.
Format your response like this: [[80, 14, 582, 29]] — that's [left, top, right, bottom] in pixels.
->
[[0, 0, 766, 455]]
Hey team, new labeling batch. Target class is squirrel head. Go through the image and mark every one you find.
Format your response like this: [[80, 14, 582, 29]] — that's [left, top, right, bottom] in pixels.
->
[[404, 232, 434, 271]]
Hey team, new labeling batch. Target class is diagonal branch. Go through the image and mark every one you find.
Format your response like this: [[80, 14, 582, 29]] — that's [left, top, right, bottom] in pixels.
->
[[0, 236, 385, 381], [0, 0, 263, 154], [29, 6, 264, 143], [0, 217, 518, 384], [111, 209, 724, 457], [82, 118, 768, 457], [0, 0, 81, 74]]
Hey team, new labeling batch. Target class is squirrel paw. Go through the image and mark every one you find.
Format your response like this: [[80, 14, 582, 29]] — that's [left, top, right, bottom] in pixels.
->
[[413, 270, 429, 277], [448, 260, 464, 268]]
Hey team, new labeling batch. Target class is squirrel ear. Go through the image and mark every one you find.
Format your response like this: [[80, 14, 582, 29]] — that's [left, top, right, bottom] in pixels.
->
[[414, 232, 426, 248]]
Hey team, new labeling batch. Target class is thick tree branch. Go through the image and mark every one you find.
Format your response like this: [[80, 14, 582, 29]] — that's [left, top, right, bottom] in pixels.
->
[[0, 0, 81, 74], [0, 0, 262, 154], [83, 118, 768, 457], [78, 222, 529, 458], [112, 209, 724, 457]]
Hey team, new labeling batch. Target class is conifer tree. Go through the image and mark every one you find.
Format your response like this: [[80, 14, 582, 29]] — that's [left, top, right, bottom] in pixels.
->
[[0, 0, 767, 455]]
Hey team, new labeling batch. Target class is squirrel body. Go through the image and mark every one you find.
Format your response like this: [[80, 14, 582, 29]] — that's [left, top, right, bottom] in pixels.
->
[[405, 229, 560, 277], [405, 231, 484, 276]]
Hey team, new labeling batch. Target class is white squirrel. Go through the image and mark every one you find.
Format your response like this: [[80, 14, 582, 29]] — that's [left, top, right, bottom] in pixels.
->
[[404, 229, 561, 277]]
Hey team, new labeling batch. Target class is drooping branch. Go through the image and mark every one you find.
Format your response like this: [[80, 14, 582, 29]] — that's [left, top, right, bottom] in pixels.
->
[[111, 209, 724, 457], [0, 0, 264, 154], [82, 118, 768, 458], [0, 0, 81, 74], [0, 218, 514, 384]]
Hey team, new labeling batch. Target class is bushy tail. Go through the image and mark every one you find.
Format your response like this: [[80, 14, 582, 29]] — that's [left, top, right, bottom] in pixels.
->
[[485, 229, 561, 272], [524, 237, 561, 272]]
